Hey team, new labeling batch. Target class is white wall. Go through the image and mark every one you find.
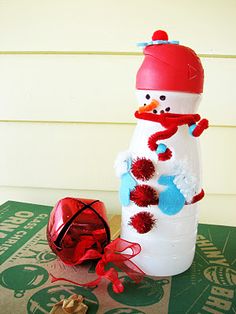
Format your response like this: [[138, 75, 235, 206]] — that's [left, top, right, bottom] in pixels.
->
[[0, 0, 235, 226]]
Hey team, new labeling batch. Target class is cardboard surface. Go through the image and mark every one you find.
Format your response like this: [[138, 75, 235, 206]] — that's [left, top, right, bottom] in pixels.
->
[[0, 201, 235, 314]]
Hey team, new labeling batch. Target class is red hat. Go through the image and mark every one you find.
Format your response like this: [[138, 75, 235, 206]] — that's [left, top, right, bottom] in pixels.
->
[[136, 30, 204, 94]]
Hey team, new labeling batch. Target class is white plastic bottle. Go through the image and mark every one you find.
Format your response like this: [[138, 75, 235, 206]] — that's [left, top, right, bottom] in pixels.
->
[[115, 30, 208, 276]]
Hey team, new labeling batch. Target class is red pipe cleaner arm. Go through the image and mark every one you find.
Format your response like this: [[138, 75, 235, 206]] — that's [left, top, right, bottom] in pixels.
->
[[185, 189, 205, 205], [148, 125, 178, 151]]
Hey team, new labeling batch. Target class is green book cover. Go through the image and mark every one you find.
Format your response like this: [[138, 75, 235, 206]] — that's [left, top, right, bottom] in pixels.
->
[[0, 201, 235, 314], [169, 224, 236, 314]]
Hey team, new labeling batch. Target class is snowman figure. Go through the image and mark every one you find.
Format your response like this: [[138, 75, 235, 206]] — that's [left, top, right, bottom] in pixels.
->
[[115, 30, 208, 276]]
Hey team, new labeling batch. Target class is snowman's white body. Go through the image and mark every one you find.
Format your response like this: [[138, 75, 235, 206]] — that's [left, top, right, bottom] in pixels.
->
[[120, 91, 202, 276]]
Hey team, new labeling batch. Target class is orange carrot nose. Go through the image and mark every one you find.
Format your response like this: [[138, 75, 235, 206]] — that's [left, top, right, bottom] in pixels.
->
[[138, 99, 159, 113]]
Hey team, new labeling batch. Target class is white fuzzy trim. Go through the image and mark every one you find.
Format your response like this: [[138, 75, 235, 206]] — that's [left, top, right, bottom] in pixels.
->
[[114, 151, 132, 177], [172, 160, 197, 203]]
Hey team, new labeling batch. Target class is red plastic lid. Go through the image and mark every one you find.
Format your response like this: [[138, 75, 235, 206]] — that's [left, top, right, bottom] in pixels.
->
[[136, 30, 204, 94]]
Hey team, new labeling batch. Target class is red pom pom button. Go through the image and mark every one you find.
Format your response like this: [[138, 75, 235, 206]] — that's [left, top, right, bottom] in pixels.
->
[[131, 158, 155, 181], [129, 211, 156, 234], [130, 185, 159, 207]]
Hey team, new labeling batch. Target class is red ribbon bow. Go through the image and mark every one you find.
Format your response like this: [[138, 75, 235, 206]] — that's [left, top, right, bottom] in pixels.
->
[[51, 238, 145, 293]]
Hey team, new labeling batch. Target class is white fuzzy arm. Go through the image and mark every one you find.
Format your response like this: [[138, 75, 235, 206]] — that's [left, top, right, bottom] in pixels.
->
[[172, 160, 198, 203], [114, 151, 132, 178]]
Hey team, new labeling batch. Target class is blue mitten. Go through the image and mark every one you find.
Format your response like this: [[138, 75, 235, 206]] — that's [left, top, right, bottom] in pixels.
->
[[119, 158, 137, 206], [158, 175, 185, 215]]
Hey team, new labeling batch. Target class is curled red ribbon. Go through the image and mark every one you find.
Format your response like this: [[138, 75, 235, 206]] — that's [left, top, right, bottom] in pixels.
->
[[50, 238, 145, 293]]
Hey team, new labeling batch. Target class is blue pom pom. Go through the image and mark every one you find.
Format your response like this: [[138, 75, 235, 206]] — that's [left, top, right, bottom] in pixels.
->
[[189, 124, 197, 136], [156, 143, 167, 154]]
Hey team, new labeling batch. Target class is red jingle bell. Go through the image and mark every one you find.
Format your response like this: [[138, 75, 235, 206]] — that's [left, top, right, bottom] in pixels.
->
[[47, 197, 110, 265]]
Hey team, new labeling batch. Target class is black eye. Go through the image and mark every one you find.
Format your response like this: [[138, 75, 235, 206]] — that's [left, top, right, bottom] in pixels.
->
[[160, 110, 164, 114], [165, 107, 170, 112], [144, 103, 146, 106], [146, 94, 150, 100], [160, 95, 166, 101], [153, 109, 157, 114]]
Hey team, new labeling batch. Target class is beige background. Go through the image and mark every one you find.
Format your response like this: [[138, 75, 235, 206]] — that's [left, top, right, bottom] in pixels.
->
[[0, 0, 235, 226]]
